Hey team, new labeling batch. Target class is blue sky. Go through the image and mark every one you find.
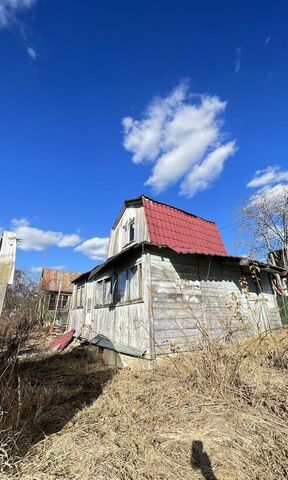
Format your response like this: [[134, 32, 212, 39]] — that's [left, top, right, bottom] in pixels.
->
[[0, 0, 287, 273]]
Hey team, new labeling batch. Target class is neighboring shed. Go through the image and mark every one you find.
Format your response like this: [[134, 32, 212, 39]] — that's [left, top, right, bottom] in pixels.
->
[[68, 196, 284, 360], [39, 269, 82, 326]]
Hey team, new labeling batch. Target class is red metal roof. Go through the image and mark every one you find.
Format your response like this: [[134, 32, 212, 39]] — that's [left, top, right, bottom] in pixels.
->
[[143, 197, 227, 256]]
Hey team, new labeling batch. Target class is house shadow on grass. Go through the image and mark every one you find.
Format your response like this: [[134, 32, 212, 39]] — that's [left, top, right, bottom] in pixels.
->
[[16, 347, 116, 456], [191, 440, 218, 480]]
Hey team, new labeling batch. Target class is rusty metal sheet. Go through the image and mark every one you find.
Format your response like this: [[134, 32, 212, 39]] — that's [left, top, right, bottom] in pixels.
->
[[40, 269, 82, 293]]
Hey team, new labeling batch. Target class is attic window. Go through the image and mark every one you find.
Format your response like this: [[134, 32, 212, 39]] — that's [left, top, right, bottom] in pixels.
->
[[129, 220, 135, 242], [122, 218, 135, 247]]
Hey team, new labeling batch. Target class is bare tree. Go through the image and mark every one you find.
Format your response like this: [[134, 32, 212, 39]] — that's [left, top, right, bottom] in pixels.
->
[[240, 185, 288, 294], [0, 270, 40, 363]]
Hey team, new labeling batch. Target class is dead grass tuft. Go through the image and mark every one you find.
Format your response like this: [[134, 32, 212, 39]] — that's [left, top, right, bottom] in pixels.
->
[[2, 332, 287, 480]]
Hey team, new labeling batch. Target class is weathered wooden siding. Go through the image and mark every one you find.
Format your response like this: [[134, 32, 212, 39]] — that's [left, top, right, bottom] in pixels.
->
[[107, 205, 148, 258], [68, 252, 152, 355], [69, 307, 84, 335], [150, 253, 281, 353], [68, 247, 282, 358]]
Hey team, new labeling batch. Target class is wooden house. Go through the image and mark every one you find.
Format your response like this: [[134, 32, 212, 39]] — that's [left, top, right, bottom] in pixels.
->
[[68, 196, 283, 358], [39, 269, 82, 326]]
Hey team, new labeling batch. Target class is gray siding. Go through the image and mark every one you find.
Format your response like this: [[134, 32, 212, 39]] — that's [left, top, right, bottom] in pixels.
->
[[68, 252, 152, 356], [68, 248, 282, 358], [107, 205, 148, 258], [150, 253, 281, 354]]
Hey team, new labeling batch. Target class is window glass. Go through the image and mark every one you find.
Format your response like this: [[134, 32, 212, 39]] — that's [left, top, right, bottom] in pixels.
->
[[128, 266, 138, 300], [104, 278, 112, 304], [117, 271, 127, 302], [129, 221, 135, 242], [60, 294, 69, 310], [80, 286, 85, 307], [95, 281, 103, 305], [48, 293, 57, 310]]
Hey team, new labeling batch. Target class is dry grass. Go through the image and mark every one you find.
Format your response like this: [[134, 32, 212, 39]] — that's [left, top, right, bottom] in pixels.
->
[[0, 349, 116, 475], [2, 332, 287, 480]]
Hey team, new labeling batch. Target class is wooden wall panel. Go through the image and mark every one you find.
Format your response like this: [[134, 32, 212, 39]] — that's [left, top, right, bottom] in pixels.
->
[[149, 253, 281, 354]]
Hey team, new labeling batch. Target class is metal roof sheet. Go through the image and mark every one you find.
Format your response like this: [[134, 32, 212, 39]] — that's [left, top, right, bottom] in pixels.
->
[[143, 197, 227, 256], [40, 269, 83, 293]]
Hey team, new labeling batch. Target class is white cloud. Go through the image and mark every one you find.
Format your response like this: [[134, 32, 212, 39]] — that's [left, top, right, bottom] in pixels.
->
[[180, 141, 236, 197], [122, 82, 236, 197], [0, 0, 37, 29], [247, 166, 288, 189], [74, 237, 109, 260], [27, 46, 36, 59], [11, 218, 81, 251], [58, 234, 81, 248], [235, 46, 242, 73], [246, 166, 288, 213]]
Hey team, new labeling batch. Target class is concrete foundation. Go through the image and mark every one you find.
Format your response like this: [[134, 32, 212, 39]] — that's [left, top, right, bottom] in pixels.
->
[[85, 345, 153, 370]]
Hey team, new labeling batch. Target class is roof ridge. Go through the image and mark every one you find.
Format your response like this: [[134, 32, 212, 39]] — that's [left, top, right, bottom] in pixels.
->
[[141, 195, 216, 224]]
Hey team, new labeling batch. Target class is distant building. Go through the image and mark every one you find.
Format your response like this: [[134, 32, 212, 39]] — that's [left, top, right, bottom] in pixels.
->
[[38, 269, 82, 326], [0, 231, 17, 315]]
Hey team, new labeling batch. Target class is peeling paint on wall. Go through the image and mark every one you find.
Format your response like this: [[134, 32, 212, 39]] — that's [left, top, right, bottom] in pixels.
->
[[0, 231, 17, 315]]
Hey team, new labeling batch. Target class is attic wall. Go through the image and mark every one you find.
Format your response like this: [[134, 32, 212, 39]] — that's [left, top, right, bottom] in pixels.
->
[[150, 252, 281, 354], [107, 205, 148, 258]]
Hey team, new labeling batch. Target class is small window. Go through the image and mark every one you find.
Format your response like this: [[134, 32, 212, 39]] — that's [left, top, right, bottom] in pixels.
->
[[48, 293, 57, 311], [122, 218, 135, 248], [60, 294, 70, 310], [129, 220, 135, 242]]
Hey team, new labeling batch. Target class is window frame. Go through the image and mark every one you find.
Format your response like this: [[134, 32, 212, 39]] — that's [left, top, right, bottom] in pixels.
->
[[129, 219, 135, 243], [122, 217, 136, 248], [92, 263, 143, 308], [94, 276, 113, 307]]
